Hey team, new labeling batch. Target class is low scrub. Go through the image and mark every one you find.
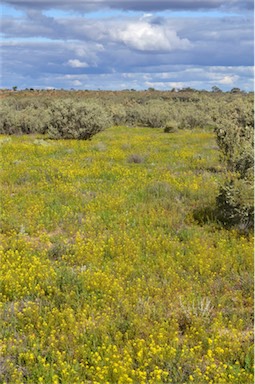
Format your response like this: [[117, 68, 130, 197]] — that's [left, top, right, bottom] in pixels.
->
[[48, 99, 112, 140], [0, 104, 50, 135]]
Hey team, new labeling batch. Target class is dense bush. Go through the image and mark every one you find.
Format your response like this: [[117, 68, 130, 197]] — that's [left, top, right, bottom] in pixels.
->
[[108, 103, 127, 126], [214, 99, 254, 229], [0, 96, 112, 139], [48, 99, 112, 140], [216, 178, 254, 230], [0, 104, 50, 135], [214, 99, 254, 171], [0, 104, 21, 134], [178, 102, 214, 130], [142, 101, 170, 128], [1, 90, 253, 136], [125, 104, 146, 127]]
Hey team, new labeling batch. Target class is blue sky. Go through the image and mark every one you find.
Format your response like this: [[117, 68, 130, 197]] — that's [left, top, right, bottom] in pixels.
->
[[1, 0, 254, 91]]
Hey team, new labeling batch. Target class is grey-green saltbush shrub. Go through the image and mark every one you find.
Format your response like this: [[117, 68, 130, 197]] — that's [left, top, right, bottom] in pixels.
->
[[141, 100, 170, 128], [108, 104, 127, 126], [0, 105, 21, 134], [214, 101, 254, 173], [144, 105, 169, 128], [179, 110, 208, 130], [18, 107, 51, 134], [125, 104, 146, 126], [164, 121, 179, 133], [214, 100, 254, 229], [124, 101, 171, 128], [216, 178, 254, 230], [48, 99, 112, 140], [127, 154, 145, 164], [0, 103, 50, 135]]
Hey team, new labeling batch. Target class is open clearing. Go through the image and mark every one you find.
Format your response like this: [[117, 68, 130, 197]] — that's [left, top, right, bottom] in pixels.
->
[[0, 127, 253, 383]]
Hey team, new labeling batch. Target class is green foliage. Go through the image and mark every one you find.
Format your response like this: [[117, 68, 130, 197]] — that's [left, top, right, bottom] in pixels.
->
[[214, 99, 254, 229], [1, 89, 253, 137], [164, 121, 179, 133], [0, 104, 50, 135], [125, 104, 146, 127], [142, 100, 170, 128], [0, 104, 21, 134], [178, 104, 212, 130], [216, 178, 254, 230], [48, 99, 112, 140], [108, 103, 127, 126], [214, 99, 254, 173]]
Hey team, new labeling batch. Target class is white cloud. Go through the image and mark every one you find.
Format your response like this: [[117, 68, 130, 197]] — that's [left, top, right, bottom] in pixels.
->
[[1, 3, 253, 91], [67, 59, 89, 68], [69, 43, 104, 58], [219, 75, 239, 84], [110, 21, 191, 51], [72, 80, 82, 86]]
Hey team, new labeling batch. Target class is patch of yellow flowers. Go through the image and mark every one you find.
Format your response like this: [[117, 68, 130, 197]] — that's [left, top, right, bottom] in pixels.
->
[[0, 127, 253, 383]]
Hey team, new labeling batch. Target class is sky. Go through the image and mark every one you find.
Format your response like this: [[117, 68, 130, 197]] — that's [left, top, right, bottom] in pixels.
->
[[1, 0, 254, 91]]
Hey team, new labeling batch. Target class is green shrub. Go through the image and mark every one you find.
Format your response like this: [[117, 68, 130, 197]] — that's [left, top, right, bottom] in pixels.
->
[[214, 99, 254, 171], [125, 104, 146, 127], [0, 103, 50, 135], [18, 107, 51, 134], [178, 109, 209, 130], [164, 121, 179, 133], [216, 178, 254, 230], [108, 104, 127, 126], [143, 101, 170, 128], [127, 154, 145, 163], [214, 99, 254, 229], [0, 105, 21, 134], [48, 99, 112, 140]]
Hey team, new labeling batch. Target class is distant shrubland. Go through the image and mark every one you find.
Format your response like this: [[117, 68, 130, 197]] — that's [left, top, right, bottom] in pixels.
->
[[0, 88, 253, 135], [1, 89, 253, 230]]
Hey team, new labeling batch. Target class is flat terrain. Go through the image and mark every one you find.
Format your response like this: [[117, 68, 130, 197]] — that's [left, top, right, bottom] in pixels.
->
[[0, 127, 253, 383]]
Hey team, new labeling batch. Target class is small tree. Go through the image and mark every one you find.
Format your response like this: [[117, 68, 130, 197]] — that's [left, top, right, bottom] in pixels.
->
[[211, 86, 222, 93]]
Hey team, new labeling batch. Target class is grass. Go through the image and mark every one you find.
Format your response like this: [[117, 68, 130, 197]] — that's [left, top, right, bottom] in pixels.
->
[[0, 126, 254, 383]]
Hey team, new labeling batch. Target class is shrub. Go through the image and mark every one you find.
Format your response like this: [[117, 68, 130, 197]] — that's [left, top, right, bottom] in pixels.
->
[[48, 99, 112, 140], [108, 104, 127, 126], [216, 178, 254, 230], [178, 109, 209, 130], [0, 105, 21, 134], [18, 107, 51, 134], [127, 154, 145, 163], [125, 104, 146, 127], [141, 100, 170, 128], [215, 99, 254, 229], [214, 99, 253, 167], [0, 103, 51, 135], [164, 121, 179, 133]]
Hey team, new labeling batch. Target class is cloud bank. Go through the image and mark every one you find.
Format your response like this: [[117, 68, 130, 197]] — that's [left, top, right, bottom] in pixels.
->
[[3, 0, 254, 12], [1, 1, 253, 90]]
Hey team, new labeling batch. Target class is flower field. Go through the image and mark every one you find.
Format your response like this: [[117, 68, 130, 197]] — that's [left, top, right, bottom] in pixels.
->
[[0, 126, 253, 383]]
